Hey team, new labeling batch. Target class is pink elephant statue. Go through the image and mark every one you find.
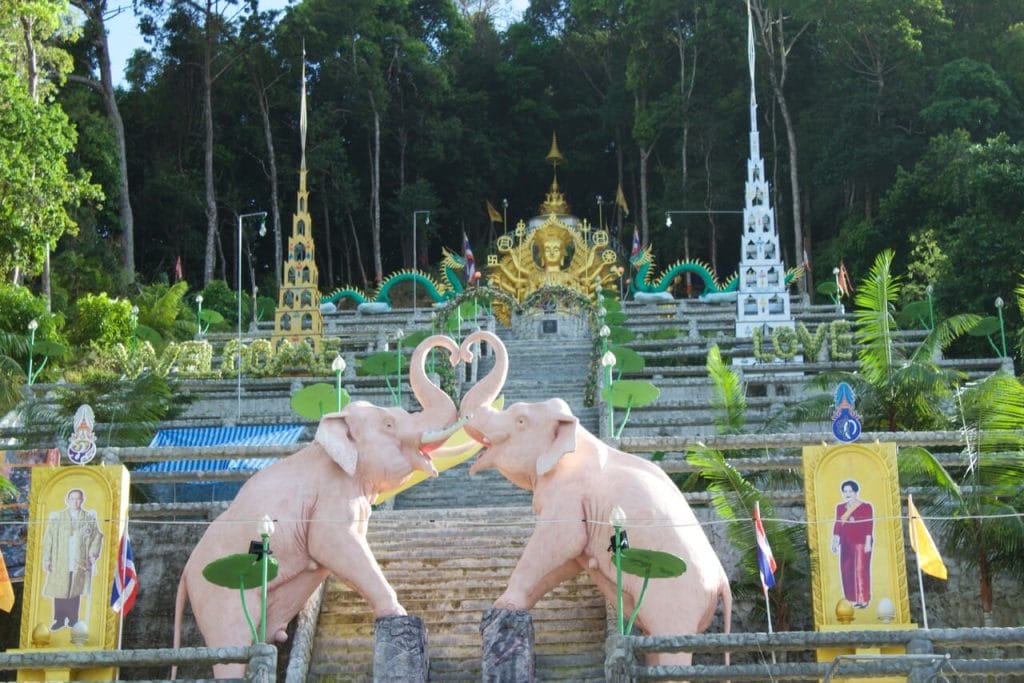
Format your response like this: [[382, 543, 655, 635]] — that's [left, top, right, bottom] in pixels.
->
[[459, 330, 732, 668], [172, 335, 465, 679]]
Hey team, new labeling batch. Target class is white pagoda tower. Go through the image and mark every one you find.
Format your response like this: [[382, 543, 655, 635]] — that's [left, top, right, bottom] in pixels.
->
[[735, 4, 794, 338]]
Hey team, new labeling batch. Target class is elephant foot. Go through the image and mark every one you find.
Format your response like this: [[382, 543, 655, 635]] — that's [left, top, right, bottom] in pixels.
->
[[481, 608, 535, 683], [373, 615, 428, 683]]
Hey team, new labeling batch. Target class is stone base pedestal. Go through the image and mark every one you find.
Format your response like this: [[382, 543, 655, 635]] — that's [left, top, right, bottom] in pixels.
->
[[373, 615, 428, 683], [481, 608, 535, 682]]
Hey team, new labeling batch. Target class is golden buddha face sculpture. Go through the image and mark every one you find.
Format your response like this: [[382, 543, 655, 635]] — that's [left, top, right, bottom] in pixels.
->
[[534, 224, 574, 273]]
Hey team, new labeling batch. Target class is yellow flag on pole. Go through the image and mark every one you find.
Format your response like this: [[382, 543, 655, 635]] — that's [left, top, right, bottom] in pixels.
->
[[0, 546, 14, 612], [907, 494, 948, 580], [486, 200, 503, 224], [615, 183, 629, 216]]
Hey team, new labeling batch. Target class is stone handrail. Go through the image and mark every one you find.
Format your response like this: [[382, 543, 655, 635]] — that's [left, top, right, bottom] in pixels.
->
[[606, 627, 1024, 681], [0, 644, 276, 682]]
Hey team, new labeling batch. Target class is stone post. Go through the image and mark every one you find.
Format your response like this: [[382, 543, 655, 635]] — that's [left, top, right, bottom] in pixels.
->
[[480, 608, 535, 682], [373, 615, 428, 683]]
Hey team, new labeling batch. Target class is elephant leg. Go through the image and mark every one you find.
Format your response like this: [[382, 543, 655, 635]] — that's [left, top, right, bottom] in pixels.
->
[[318, 535, 404, 617], [497, 518, 586, 610], [497, 557, 582, 611]]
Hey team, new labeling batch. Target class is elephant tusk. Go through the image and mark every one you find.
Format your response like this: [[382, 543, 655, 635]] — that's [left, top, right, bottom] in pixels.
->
[[419, 414, 470, 448]]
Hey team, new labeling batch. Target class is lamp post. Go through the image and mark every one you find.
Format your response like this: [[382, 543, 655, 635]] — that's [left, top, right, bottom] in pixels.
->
[[412, 210, 431, 316], [609, 506, 628, 635], [195, 294, 204, 338], [995, 296, 1008, 358], [237, 211, 267, 422], [394, 328, 404, 407], [925, 285, 935, 330], [26, 319, 39, 386], [597, 195, 604, 230], [502, 198, 508, 235], [130, 305, 139, 351], [332, 354, 347, 413]]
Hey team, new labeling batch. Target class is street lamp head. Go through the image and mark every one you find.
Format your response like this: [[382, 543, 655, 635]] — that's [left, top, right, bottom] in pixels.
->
[[597, 195, 603, 204], [599, 325, 611, 338], [28, 319, 38, 332], [131, 305, 139, 316], [196, 294, 204, 305], [394, 328, 404, 341], [259, 219, 267, 237], [925, 284, 933, 295], [601, 350, 617, 367], [995, 296, 1004, 309], [502, 198, 508, 209], [332, 354, 347, 373], [665, 213, 672, 227], [609, 505, 627, 527]]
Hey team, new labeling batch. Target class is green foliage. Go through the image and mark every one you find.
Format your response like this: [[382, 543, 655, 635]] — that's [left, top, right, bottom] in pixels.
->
[[0, 60, 102, 278], [903, 229, 950, 302], [898, 372, 1024, 614], [66, 293, 134, 350], [706, 345, 746, 435], [199, 281, 245, 329], [685, 447, 807, 631], [134, 281, 192, 344]]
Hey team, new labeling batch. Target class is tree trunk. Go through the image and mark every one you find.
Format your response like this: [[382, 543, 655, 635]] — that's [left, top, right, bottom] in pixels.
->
[[322, 188, 334, 287], [370, 105, 383, 284], [251, 71, 282, 293], [348, 210, 368, 289], [201, 18, 219, 286]]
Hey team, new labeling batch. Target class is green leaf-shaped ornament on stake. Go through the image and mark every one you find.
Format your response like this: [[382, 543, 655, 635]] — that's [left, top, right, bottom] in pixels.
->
[[898, 300, 932, 330], [609, 345, 645, 378], [600, 290, 621, 307], [603, 379, 660, 438], [608, 326, 635, 344], [968, 316, 1003, 356], [357, 350, 407, 405], [604, 311, 628, 326], [134, 323, 163, 346], [291, 382, 350, 420]]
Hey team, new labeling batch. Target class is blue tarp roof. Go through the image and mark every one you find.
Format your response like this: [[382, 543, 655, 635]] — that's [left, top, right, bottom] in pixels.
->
[[139, 424, 305, 474]]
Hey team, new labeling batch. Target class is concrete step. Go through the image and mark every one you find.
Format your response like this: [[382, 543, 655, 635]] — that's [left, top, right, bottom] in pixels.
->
[[306, 507, 608, 682]]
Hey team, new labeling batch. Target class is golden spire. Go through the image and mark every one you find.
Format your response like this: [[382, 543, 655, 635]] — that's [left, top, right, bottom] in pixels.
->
[[300, 43, 308, 173], [540, 132, 568, 215], [546, 131, 563, 168]]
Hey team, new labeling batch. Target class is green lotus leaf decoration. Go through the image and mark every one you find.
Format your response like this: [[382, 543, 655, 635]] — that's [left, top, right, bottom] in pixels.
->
[[603, 379, 660, 409], [291, 382, 350, 420], [609, 345, 645, 374]]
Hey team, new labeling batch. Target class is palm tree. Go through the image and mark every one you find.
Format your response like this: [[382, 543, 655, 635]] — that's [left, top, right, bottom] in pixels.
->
[[0, 330, 28, 416], [783, 250, 980, 431], [900, 372, 1024, 626], [684, 345, 810, 632]]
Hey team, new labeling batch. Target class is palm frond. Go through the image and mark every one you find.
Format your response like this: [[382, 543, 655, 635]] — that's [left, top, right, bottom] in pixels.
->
[[897, 446, 962, 495], [706, 345, 746, 434], [853, 250, 902, 389]]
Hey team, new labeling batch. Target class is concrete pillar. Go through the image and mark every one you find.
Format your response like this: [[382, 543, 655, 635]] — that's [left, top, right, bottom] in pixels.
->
[[373, 615, 428, 683], [480, 608, 535, 683]]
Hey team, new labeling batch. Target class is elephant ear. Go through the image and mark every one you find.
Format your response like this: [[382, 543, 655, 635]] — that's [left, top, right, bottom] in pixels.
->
[[315, 412, 359, 476], [536, 414, 578, 476]]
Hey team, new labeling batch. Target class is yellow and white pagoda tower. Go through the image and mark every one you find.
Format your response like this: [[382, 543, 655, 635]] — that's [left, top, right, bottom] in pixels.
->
[[272, 56, 324, 350]]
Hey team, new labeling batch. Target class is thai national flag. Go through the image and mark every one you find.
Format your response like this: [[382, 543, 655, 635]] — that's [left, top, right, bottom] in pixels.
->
[[753, 502, 777, 592], [111, 532, 138, 615], [631, 227, 640, 257], [463, 233, 476, 283]]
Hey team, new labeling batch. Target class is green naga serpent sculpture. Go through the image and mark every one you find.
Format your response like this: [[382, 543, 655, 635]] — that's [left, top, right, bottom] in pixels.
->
[[320, 244, 801, 306], [321, 248, 469, 307], [629, 246, 802, 297]]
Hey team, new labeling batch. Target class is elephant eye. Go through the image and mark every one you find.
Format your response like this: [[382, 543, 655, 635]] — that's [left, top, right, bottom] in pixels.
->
[[516, 416, 526, 427], [383, 419, 395, 430]]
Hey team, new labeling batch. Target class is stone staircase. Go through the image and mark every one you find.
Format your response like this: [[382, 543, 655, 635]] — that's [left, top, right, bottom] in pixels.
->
[[307, 507, 608, 682]]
